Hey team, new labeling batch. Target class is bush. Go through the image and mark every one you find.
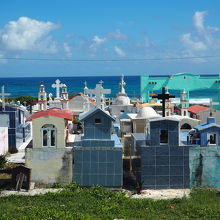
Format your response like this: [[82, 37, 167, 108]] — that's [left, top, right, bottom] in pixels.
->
[[0, 155, 7, 169]]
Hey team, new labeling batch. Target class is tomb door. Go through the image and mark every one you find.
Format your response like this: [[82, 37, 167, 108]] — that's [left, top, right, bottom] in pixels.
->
[[42, 125, 56, 147]]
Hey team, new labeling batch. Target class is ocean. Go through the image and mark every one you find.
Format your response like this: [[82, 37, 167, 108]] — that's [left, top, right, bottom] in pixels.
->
[[0, 75, 218, 101]]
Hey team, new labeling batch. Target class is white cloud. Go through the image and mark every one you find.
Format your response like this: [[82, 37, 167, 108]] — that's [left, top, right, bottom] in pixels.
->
[[0, 17, 58, 53], [193, 11, 207, 34], [107, 29, 128, 40], [114, 46, 126, 57], [92, 35, 106, 45], [180, 33, 207, 51], [89, 35, 107, 52], [63, 42, 72, 57], [180, 11, 220, 56]]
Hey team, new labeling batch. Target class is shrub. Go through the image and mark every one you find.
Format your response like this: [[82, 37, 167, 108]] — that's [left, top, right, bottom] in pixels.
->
[[0, 155, 7, 169]]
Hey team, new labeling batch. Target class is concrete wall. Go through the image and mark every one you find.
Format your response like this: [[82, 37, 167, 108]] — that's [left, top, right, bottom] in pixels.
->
[[120, 119, 132, 136], [26, 147, 73, 186], [32, 116, 66, 148], [0, 127, 8, 155], [109, 105, 135, 123], [197, 109, 220, 125], [68, 96, 84, 111], [132, 119, 146, 133], [179, 118, 200, 129], [190, 146, 220, 188]]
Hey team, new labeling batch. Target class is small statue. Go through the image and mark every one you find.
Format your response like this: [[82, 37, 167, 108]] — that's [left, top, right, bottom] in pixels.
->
[[49, 93, 53, 101]]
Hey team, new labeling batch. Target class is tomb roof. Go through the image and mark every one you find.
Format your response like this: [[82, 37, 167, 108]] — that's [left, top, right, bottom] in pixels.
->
[[148, 117, 179, 122], [166, 115, 200, 122], [136, 106, 160, 119], [115, 94, 131, 105], [69, 93, 95, 103], [188, 105, 210, 114], [79, 107, 115, 122], [194, 123, 220, 131], [26, 108, 73, 121]]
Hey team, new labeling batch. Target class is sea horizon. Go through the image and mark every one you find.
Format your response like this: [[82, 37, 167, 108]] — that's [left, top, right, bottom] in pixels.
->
[[0, 75, 219, 101]]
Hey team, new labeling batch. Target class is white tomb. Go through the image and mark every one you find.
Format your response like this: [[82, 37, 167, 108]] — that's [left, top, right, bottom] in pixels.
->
[[109, 75, 136, 123]]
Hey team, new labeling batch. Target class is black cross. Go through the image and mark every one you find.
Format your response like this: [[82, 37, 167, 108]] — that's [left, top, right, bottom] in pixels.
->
[[152, 87, 175, 117]]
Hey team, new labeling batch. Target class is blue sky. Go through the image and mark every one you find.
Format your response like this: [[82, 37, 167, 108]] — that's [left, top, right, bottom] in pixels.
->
[[0, 0, 220, 77]]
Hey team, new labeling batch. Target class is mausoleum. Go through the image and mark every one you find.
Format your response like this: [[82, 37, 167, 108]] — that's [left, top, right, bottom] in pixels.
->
[[25, 108, 74, 186], [73, 107, 123, 187]]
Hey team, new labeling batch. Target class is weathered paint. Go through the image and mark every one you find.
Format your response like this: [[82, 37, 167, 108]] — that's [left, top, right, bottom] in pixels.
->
[[190, 146, 220, 188], [32, 116, 66, 148], [26, 147, 73, 186]]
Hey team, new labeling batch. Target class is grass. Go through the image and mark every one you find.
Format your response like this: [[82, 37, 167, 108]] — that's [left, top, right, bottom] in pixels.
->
[[0, 185, 219, 220]]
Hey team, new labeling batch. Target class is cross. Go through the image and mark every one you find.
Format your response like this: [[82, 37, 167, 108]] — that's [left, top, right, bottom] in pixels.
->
[[152, 87, 175, 117], [84, 81, 88, 89], [52, 79, 64, 100], [86, 81, 111, 109], [0, 86, 10, 111], [119, 74, 126, 94]]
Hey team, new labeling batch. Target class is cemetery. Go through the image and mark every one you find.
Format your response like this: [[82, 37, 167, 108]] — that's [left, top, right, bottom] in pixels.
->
[[0, 74, 220, 194]]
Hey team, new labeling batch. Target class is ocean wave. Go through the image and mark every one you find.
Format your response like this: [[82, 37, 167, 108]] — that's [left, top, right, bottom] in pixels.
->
[[171, 98, 212, 105]]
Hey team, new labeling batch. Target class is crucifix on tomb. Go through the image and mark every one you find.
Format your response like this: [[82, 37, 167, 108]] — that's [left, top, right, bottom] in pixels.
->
[[86, 81, 111, 109], [119, 74, 126, 94], [152, 87, 175, 117], [0, 86, 11, 111], [52, 79, 64, 100]]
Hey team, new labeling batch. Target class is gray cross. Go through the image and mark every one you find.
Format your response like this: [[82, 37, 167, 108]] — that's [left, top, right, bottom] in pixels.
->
[[86, 81, 111, 109], [0, 86, 10, 111]]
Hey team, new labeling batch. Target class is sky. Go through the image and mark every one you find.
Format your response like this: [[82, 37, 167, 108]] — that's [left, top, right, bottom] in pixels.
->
[[0, 0, 220, 77]]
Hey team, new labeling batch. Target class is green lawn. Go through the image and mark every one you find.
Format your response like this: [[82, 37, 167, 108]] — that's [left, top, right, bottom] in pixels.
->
[[0, 185, 219, 220]]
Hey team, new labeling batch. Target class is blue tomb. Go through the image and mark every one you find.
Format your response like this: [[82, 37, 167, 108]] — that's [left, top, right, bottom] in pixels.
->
[[133, 118, 190, 189], [73, 108, 123, 187], [0, 105, 31, 151]]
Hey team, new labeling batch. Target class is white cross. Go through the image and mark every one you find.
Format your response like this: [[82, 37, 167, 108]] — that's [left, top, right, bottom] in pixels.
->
[[119, 74, 126, 94], [0, 86, 10, 111], [86, 81, 111, 109], [84, 81, 89, 96], [52, 79, 64, 100]]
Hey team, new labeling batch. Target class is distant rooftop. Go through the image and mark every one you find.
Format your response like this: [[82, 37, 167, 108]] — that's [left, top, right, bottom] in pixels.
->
[[188, 105, 210, 114], [26, 108, 73, 121]]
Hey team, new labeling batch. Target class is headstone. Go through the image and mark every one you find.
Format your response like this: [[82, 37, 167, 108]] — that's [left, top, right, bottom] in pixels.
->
[[52, 79, 64, 100], [0, 86, 10, 111], [86, 81, 111, 109]]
